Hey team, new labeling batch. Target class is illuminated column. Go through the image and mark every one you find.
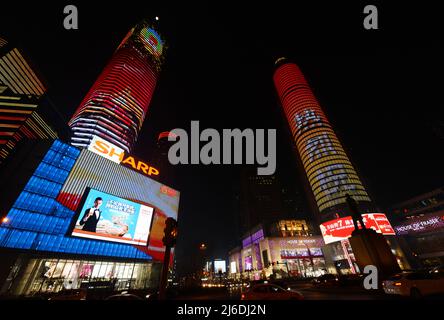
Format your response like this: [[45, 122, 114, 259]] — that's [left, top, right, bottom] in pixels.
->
[[69, 21, 165, 152], [273, 59, 372, 220]]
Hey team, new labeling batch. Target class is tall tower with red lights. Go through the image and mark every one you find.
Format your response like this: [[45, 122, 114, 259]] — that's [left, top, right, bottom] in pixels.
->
[[273, 58, 373, 222], [69, 21, 165, 152]]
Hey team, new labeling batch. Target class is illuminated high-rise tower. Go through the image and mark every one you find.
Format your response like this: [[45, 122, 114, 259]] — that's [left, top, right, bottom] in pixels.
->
[[273, 59, 373, 222], [69, 21, 165, 152]]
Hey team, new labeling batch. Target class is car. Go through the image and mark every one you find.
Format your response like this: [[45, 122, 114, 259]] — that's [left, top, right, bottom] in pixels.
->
[[48, 288, 87, 300], [240, 283, 304, 300], [429, 265, 444, 275], [382, 271, 444, 298], [312, 274, 340, 286], [104, 293, 143, 300]]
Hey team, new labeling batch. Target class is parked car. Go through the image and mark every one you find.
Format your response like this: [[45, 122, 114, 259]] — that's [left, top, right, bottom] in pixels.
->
[[241, 283, 304, 300], [382, 271, 444, 298], [48, 288, 87, 300]]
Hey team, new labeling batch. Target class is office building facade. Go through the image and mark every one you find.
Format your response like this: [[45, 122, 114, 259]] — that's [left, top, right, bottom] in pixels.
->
[[273, 59, 373, 222]]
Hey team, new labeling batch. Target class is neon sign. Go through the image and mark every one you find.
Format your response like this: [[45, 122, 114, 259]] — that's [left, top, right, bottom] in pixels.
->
[[88, 135, 159, 177]]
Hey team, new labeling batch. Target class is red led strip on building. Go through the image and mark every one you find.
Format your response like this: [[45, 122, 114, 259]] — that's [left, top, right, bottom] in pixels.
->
[[69, 23, 164, 153]]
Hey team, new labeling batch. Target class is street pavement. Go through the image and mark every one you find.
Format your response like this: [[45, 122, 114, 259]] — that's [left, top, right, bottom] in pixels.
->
[[172, 284, 402, 300]]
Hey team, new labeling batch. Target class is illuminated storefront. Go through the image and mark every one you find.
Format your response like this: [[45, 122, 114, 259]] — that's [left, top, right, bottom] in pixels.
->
[[320, 214, 409, 274], [229, 235, 327, 280], [260, 237, 326, 278], [3, 257, 160, 296], [0, 140, 179, 296], [393, 212, 444, 268]]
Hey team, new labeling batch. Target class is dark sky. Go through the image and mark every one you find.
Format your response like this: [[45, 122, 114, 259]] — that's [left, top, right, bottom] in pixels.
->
[[1, 1, 444, 276]]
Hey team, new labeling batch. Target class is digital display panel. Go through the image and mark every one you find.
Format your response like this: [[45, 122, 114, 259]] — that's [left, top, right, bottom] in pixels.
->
[[320, 213, 396, 244], [139, 27, 163, 57], [245, 256, 253, 271], [230, 261, 237, 274], [57, 149, 180, 261], [72, 188, 154, 246], [214, 260, 226, 273]]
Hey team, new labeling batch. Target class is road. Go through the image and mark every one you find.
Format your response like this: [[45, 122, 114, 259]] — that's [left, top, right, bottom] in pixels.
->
[[172, 283, 402, 300]]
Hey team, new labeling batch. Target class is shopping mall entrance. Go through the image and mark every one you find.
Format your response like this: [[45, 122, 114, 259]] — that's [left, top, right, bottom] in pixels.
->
[[283, 257, 327, 278], [1, 254, 161, 297]]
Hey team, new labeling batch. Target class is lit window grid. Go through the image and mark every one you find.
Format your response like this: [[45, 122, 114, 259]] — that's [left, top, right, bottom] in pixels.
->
[[306, 161, 356, 181], [311, 175, 364, 196], [318, 195, 371, 212], [317, 189, 370, 208], [315, 181, 369, 205], [274, 63, 371, 212]]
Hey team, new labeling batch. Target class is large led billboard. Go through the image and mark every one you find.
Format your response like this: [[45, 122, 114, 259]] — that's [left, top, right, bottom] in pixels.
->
[[245, 256, 253, 271], [57, 149, 180, 261], [214, 260, 226, 273], [230, 261, 237, 274], [71, 188, 154, 246], [0, 140, 152, 260], [320, 213, 396, 244], [139, 27, 164, 57]]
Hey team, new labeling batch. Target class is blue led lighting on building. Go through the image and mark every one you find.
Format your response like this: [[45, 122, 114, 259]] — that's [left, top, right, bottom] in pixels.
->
[[0, 140, 152, 260]]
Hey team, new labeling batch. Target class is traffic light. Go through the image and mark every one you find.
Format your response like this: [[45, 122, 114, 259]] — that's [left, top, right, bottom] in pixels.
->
[[162, 217, 178, 247]]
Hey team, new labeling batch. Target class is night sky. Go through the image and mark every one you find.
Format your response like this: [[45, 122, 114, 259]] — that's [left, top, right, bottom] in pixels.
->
[[1, 2, 443, 276]]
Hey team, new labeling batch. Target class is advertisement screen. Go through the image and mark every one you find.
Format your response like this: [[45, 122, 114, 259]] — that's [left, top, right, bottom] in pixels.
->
[[230, 261, 237, 274], [320, 213, 395, 244], [57, 149, 180, 261], [245, 256, 253, 271], [214, 260, 226, 273], [72, 188, 154, 246]]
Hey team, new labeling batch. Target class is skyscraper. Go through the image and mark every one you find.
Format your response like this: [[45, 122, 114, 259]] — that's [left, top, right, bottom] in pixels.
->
[[273, 59, 373, 222], [69, 21, 165, 152], [0, 37, 58, 163]]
